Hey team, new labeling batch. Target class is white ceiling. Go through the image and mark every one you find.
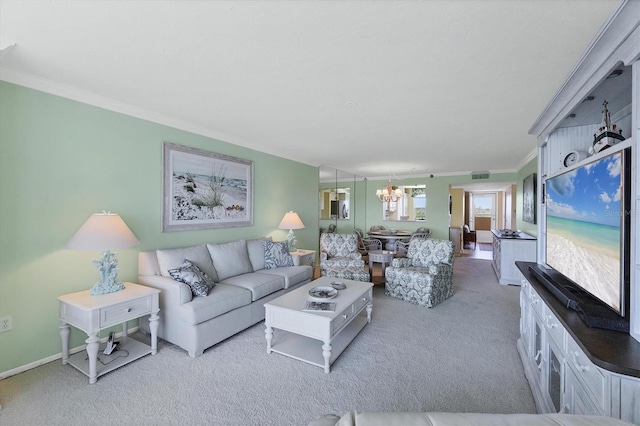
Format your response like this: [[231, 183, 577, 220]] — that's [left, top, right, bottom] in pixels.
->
[[0, 0, 621, 179]]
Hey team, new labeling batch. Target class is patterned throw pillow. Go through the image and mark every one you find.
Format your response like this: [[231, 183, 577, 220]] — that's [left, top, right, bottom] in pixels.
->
[[168, 259, 216, 297], [262, 241, 293, 269]]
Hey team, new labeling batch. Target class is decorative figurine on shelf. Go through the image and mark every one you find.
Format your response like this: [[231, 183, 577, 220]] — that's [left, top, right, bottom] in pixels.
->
[[91, 250, 125, 295], [593, 100, 625, 154]]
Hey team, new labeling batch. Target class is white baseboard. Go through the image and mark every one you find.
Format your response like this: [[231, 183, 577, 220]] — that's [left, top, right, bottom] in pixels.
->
[[0, 326, 140, 380]]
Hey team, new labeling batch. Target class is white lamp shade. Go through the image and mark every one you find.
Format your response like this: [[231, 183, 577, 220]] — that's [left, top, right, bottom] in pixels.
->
[[66, 212, 139, 251], [278, 211, 305, 230]]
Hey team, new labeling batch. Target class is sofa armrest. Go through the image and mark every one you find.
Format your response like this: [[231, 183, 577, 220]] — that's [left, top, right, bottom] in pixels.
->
[[307, 414, 343, 426], [320, 252, 328, 261], [308, 412, 635, 426], [138, 275, 193, 305], [349, 252, 363, 261]]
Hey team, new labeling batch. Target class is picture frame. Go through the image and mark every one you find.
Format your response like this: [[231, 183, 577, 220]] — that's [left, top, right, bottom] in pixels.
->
[[522, 173, 537, 224], [162, 142, 253, 231]]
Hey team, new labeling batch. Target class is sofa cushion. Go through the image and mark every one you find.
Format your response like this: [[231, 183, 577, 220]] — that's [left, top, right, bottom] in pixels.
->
[[247, 237, 272, 271], [207, 240, 253, 281], [258, 265, 313, 289], [156, 244, 219, 282], [219, 272, 285, 301], [263, 240, 294, 269], [168, 259, 216, 297], [179, 283, 252, 326]]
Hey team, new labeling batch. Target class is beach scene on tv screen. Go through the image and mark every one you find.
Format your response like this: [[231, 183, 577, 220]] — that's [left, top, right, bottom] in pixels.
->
[[546, 151, 622, 312]]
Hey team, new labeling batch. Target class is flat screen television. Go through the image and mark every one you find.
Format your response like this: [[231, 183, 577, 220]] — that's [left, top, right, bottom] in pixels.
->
[[544, 147, 630, 317]]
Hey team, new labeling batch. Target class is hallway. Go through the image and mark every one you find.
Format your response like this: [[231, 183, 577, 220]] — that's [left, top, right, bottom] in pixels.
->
[[462, 242, 493, 261]]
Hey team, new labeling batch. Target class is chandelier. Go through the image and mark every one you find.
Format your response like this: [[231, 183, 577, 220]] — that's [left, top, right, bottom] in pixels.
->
[[376, 179, 402, 202]]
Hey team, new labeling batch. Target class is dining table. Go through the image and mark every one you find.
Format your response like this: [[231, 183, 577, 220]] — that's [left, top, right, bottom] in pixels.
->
[[367, 230, 412, 251]]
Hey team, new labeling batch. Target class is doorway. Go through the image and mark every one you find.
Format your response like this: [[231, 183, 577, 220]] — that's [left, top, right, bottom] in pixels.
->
[[470, 193, 496, 244]]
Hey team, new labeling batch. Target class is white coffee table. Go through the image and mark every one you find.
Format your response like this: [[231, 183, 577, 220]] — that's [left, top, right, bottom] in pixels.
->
[[264, 277, 373, 373]]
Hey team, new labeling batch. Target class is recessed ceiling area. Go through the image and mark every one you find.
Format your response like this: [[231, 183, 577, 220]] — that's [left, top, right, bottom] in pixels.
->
[[0, 1, 621, 179], [557, 64, 632, 129]]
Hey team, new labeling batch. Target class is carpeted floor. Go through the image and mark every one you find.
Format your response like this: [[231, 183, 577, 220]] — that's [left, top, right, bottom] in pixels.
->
[[0, 257, 535, 425]]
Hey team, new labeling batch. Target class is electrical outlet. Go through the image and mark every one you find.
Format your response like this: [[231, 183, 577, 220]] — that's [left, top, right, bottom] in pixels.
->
[[0, 316, 12, 332]]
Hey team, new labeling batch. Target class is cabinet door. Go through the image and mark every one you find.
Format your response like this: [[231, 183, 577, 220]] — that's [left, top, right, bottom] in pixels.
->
[[565, 365, 601, 415], [533, 313, 543, 374], [520, 290, 532, 356], [547, 338, 563, 412]]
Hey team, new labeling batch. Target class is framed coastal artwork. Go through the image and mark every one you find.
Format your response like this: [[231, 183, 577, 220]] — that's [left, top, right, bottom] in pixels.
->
[[162, 142, 253, 231], [522, 173, 536, 224]]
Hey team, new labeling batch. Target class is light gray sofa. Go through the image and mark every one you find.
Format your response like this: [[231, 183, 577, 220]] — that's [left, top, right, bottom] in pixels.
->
[[309, 411, 633, 425], [138, 238, 313, 357]]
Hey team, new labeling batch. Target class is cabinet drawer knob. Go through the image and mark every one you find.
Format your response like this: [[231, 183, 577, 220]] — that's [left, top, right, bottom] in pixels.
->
[[571, 351, 589, 372], [126, 308, 132, 313], [545, 315, 557, 328], [342, 314, 348, 319]]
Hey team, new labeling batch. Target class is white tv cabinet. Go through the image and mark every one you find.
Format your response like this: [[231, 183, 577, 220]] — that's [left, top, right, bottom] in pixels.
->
[[526, 1, 639, 422], [517, 263, 640, 423]]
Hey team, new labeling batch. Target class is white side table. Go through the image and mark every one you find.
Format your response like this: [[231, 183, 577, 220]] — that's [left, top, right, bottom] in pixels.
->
[[290, 249, 316, 267], [58, 282, 160, 384], [368, 250, 395, 277]]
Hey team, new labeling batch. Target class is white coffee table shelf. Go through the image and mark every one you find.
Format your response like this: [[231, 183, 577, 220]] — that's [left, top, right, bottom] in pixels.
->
[[269, 315, 368, 369], [264, 278, 373, 373]]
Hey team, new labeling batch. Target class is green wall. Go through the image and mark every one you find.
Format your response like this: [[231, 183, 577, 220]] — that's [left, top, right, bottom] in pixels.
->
[[319, 170, 538, 241], [362, 174, 521, 240], [0, 82, 319, 374], [0, 80, 538, 375]]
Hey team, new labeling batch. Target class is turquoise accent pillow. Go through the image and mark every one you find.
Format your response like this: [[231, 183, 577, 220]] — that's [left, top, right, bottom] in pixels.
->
[[168, 259, 216, 297], [262, 241, 293, 269]]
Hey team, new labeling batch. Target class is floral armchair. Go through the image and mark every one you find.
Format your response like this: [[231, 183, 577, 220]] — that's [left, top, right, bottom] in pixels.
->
[[319, 233, 365, 274], [384, 238, 455, 307]]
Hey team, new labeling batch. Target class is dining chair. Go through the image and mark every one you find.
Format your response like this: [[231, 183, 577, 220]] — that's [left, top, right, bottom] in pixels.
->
[[411, 232, 430, 241], [394, 240, 410, 257]]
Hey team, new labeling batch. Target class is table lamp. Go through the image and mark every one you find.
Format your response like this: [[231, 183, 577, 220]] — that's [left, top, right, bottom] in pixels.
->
[[66, 211, 139, 295], [278, 211, 305, 252]]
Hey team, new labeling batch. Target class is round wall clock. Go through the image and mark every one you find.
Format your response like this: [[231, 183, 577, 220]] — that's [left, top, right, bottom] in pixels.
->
[[563, 150, 587, 167]]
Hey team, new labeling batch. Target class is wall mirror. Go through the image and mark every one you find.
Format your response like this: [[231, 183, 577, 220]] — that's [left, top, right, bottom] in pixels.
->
[[319, 187, 350, 219], [319, 166, 353, 222], [381, 184, 426, 222]]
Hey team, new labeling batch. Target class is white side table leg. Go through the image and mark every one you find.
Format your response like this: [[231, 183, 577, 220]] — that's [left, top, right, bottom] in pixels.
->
[[322, 341, 332, 373], [366, 302, 373, 322], [149, 310, 159, 355], [85, 332, 100, 384], [60, 321, 70, 365], [265, 325, 273, 354]]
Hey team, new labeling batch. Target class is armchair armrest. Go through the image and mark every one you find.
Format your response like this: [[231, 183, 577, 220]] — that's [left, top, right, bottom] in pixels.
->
[[320, 252, 328, 261], [349, 252, 363, 261], [390, 258, 412, 268], [432, 263, 453, 277]]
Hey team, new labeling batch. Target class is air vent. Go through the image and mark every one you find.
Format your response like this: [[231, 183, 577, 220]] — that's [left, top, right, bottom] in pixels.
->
[[471, 172, 490, 180]]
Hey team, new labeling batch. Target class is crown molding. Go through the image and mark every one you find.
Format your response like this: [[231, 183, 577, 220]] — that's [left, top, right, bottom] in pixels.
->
[[0, 66, 318, 163]]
